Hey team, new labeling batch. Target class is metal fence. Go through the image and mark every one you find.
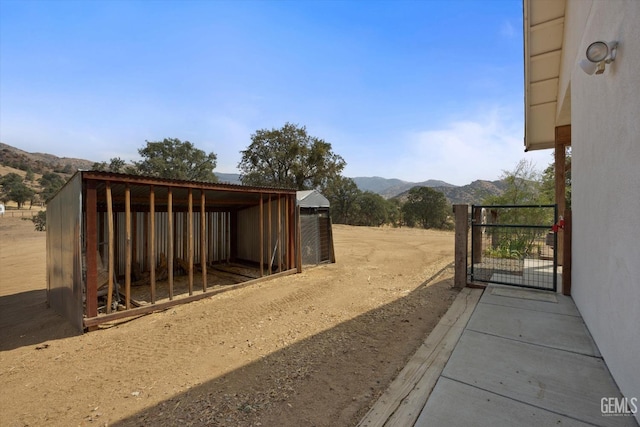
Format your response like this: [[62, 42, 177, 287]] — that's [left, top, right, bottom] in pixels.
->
[[470, 205, 558, 291], [0, 210, 40, 218]]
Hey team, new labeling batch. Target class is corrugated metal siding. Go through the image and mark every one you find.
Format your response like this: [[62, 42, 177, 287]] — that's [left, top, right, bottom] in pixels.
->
[[97, 211, 231, 277], [46, 173, 83, 331], [237, 198, 289, 266]]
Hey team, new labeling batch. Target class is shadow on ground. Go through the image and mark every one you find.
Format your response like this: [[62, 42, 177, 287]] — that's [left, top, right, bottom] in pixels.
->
[[110, 274, 459, 427], [0, 289, 79, 351]]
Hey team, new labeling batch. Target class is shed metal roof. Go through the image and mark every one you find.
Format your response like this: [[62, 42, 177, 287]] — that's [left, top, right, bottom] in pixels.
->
[[296, 190, 330, 208]]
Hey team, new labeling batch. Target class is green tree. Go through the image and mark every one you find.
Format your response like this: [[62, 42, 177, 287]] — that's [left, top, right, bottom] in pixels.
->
[[26, 210, 47, 231], [92, 157, 128, 173], [135, 138, 218, 182], [540, 149, 571, 208], [351, 191, 389, 226], [39, 172, 66, 202], [402, 186, 450, 229], [484, 159, 541, 205], [482, 159, 553, 258], [323, 176, 361, 224], [239, 123, 345, 190], [1, 173, 35, 209]]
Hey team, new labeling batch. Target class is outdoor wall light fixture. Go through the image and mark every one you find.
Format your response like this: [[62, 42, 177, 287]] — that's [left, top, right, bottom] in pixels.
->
[[579, 41, 618, 75]]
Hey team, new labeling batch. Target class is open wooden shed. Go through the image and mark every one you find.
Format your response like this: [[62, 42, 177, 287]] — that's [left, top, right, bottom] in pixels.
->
[[46, 171, 300, 331]]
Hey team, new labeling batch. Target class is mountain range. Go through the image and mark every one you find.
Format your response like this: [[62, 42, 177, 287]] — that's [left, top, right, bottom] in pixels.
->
[[0, 143, 504, 205]]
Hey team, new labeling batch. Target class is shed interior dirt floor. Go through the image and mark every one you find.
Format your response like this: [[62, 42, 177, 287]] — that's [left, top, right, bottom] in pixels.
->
[[124, 263, 264, 308], [0, 218, 457, 427]]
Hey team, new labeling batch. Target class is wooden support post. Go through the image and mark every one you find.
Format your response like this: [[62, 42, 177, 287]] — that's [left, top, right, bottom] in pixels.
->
[[278, 195, 282, 272], [125, 185, 132, 310], [149, 186, 156, 304], [188, 188, 194, 295], [85, 180, 98, 318], [268, 194, 272, 275], [143, 212, 148, 272], [454, 204, 468, 289], [554, 129, 568, 267], [259, 193, 264, 277], [562, 209, 572, 295], [132, 208, 137, 275], [285, 196, 290, 269], [201, 190, 207, 292], [471, 206, 482, 264], [106, 182, 115, 313], [229, 211, 236, 263], [296, 206, 302, 273], [290, 194, 296, 270], [168, 187, 174, 300]]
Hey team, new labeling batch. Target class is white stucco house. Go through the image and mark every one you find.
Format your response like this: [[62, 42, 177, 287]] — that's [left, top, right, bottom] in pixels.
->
[[524, 0, 639, 421]]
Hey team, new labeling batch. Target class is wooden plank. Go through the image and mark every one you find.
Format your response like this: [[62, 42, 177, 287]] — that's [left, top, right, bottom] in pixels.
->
[[168, 187, 174, 300], [296, 206, 302, 273], [471, 206, 482, 264], [149, 186, 156, 304], [454, 204, 468, 289], [555, 137, 566, 266], [260, 194, 264, 277], [188, 188, 194, 295], [357, 288, 483, 427], [83, 268, 298, 329], [268, 194, 272, 275], [85, 180, 98, 318], [201, 190, 207, 292], [125, 185, 132, 310], [278, 195, 282, 272], [291, 195, 297, 269], [228, 212, 233, 263], [132, 208, 137, 275], [106, 181, 115, 314]]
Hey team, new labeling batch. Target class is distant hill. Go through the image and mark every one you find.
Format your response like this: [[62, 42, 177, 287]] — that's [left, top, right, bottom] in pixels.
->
[[352, 176, 455, 198], [0, 143, 504, 205], [0, 142, 94, 176], [215, 172, 242, 185], [392, 179, 507, 205]]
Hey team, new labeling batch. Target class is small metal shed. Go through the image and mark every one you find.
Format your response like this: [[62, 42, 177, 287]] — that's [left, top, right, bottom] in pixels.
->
[[47, 171, 300, 331], [297, 190, 335, 266]]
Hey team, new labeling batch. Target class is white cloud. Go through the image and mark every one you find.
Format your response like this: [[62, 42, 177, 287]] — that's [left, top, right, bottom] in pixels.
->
[[501, 20, 516, 39], [385, 106, 553, 186]]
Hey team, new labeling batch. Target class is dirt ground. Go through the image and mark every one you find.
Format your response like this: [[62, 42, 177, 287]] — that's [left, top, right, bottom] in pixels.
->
[[0, 217, 458, 427]]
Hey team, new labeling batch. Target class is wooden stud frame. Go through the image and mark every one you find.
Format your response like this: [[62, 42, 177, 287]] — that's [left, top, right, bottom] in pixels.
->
[[71, 172, 301, 330]]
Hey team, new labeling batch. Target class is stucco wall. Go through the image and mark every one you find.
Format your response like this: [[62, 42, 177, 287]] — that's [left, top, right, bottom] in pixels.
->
[[569, 0, 640, 419]]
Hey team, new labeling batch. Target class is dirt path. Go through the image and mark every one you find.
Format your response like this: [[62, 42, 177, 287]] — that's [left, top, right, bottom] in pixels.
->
[[0, 219, 457, 427]]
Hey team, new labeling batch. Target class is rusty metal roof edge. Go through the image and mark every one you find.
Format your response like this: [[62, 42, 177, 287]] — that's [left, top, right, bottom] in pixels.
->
[[80, 170, 298, 194]]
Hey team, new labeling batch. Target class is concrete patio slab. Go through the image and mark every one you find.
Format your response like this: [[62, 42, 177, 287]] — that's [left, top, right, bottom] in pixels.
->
[[361, 283, 637, 427], [440, 330, 635, 426], [490, 285, 558, 303], [415, 376, 593, 427], [466, 301, 600, 356], [482, 284, 580, 316]]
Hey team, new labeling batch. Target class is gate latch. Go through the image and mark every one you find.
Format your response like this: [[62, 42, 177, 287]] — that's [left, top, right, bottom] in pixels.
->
[[552, 216, 565, 233]]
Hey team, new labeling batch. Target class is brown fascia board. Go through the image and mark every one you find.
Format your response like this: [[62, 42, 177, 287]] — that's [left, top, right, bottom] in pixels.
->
[[81, 170, 297, 195]]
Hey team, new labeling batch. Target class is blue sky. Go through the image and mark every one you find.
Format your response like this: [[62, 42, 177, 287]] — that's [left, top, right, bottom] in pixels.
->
[[0, 0, 552, 186]]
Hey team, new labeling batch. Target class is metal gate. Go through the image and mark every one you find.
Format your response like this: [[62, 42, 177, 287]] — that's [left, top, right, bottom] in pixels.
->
[[470, 205, 558, 291]]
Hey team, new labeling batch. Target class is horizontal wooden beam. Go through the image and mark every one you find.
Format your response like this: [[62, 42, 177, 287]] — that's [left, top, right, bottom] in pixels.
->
[[82, 174, 297, 195], [83, 268, 298, 329]]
